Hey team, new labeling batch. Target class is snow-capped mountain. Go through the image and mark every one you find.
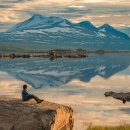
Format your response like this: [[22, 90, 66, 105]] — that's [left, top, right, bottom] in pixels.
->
[[0, 14, 130, 51], [76, 21, 98, 32], [8, 14, 73, 32], [98, 24, 129, 39]]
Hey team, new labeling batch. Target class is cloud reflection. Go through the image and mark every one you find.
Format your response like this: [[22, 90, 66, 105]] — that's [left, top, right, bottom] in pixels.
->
[[0, 71, 24, 98], [1, 71, 130, 130]]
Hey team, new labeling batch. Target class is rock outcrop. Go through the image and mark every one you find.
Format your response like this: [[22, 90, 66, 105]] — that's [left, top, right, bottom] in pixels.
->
[[104, 91, 130, 104], [0, 98, 74, 130]]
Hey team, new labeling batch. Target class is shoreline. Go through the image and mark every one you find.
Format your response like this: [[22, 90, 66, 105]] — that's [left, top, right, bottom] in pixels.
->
[[0, 49, 130, 59]]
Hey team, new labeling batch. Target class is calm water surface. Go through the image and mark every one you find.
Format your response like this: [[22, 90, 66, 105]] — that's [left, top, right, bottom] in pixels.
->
[[0, 54, 130, 130]]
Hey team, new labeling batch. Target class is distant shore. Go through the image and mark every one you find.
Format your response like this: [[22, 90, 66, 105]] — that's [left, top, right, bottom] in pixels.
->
[[1, 49, 130, 60]]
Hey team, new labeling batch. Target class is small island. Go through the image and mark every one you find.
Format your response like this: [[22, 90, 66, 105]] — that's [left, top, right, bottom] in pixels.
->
[[0, 49, 130, 60], [0, 49, 88, 60]]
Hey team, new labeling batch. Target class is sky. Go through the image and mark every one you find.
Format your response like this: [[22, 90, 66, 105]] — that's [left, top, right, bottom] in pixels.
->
[[0, 0, 130, 32]]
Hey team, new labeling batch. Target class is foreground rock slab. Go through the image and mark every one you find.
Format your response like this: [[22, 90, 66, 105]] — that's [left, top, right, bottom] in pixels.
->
[[0, 98, 74, 130]]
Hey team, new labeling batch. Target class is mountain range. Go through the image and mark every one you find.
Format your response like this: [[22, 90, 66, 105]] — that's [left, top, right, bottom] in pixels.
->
[[0, 14, 130, 52]]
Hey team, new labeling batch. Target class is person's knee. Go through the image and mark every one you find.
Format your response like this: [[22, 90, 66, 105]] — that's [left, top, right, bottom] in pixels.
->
[[30, 94, 36, 98]]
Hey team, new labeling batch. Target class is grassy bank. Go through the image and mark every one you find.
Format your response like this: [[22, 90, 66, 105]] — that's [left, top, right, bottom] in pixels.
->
[[87, 125, 130, 130]]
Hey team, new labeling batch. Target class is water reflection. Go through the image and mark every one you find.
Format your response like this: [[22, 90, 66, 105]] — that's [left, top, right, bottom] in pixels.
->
[[0, 54, 130, 88], [0, 54, 130, 130], [0, 71, 24, 98]]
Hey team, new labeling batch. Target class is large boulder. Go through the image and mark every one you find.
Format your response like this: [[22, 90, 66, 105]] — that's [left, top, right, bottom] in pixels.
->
[[0, 98, 74, 130]]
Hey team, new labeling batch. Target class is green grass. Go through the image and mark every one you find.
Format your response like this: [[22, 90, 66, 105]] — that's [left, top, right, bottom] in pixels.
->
[[87, 124, 130, 130]]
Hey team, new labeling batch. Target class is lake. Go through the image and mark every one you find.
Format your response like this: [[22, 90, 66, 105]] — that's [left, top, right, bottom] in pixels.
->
[[0, 54, 130, 130]]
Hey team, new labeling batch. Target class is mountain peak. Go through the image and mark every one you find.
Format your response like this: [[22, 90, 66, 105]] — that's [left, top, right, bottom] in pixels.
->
[[99, 23, 114, 29], [78, 21, 94, 27], [77, 21, 98, 31], [32, 14, 43, 17], [31, 14, 47, 19], [79, 21, 92, 25], [7, 14, 72, 32], [103, 23, 111, 26], [7, 14, 48, 32], [99, 23, 129, 39]]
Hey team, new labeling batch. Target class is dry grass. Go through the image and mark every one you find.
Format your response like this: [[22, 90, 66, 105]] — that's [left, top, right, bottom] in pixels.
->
[[87, 124, 130, 130]]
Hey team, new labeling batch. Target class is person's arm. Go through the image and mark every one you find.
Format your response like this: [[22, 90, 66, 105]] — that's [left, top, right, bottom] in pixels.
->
[[25, 90, 30, 96]]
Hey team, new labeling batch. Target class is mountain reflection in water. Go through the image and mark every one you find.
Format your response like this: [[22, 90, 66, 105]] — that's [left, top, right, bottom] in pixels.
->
[[0, 54, 130, 130], [0, 54, 130, 88]]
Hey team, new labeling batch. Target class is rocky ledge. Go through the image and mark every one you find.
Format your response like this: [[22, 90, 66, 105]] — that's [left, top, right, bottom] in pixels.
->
[[0, 98, 74, 130]]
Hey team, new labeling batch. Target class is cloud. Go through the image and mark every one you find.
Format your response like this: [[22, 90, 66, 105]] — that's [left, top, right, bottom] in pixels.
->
[[66, 4, 130, 26], [0, 23, 14, 32], [68, 5, 86, 9], [0, 0, 130, 31], [81, 0, 130, 4], [0, 71, 24, 98], [0, 5, 13, 8], [1, 0, 33, 3], [0, 10, 22, 23], [68, 75, 130, 90]]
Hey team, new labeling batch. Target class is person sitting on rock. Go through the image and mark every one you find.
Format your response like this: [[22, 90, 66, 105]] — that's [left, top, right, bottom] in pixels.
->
[[22, 84, 43, 104]]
